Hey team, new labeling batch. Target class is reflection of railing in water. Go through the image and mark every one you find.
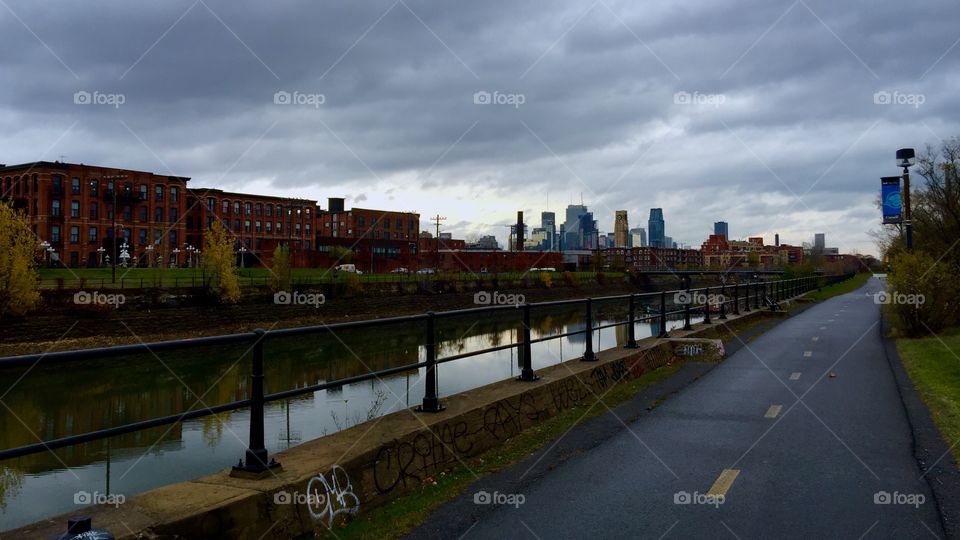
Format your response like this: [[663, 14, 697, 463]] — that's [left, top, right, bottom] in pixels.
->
[[0, 276, 842, 480]]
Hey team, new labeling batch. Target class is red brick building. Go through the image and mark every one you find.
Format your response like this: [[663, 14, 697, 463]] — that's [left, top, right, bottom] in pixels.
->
[[185, 188, 317, 267], [316, 198, 419, 242], [0, 161, 189, 268], [313, 198, 421, 272], [601, 247, 704, 270]]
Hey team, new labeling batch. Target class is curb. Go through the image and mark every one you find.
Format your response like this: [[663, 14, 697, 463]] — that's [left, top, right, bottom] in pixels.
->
[[879, 313, 960, 540]]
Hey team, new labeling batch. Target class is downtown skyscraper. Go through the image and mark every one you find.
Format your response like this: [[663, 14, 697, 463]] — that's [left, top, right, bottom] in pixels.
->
[[648, 208, 665, 248]]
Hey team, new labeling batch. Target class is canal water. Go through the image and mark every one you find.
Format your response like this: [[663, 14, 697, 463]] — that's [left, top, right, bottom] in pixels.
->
[[0, 299, 703, 530]]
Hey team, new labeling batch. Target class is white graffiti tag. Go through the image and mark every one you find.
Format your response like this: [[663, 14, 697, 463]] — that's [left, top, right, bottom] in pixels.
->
[[306, 465, 360, 527]]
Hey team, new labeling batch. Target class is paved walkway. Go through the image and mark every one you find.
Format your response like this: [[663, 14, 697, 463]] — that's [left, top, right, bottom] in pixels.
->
[[407, 278, 945, 539]]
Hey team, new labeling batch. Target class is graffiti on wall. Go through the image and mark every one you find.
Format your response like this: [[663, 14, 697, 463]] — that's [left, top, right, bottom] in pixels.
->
[[306, 465, 360, 527]]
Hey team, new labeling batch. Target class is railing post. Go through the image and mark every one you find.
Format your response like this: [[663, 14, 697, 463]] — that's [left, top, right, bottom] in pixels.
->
[[518, 304, 539, 381], [719, 285, 727, 320], [754, 281, 761, 310], [743, 281, 751, 312], [733, 283, 740, 315], [417, 312, 445, 412], [232, 329, 281, 478], [683, 288, 692, 330], [658, 290, 668, 338], [626, 294, 638, 348], [582, 298, 596, 361], [702, 287, 712, 324]]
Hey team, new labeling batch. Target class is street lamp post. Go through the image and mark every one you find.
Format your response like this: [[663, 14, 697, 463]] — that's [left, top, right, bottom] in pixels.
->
[[171, 247, 180, 268], [100, 174, 125, 283], [119, 242, 130, 268], [896, 148, 916, 250], [96, 246, 105, 267], [238, 246, 248, 268]]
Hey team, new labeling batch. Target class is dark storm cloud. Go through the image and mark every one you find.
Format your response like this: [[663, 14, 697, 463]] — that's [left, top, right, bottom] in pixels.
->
[[1, 0, 958, 253]]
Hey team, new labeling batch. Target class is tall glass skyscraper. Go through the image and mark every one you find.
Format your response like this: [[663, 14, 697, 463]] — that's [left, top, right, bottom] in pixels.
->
[[648, 208, 665, 248], [714, 221, 729, 239], [562, 204, 598, 249], [541, 211, 556, 251]]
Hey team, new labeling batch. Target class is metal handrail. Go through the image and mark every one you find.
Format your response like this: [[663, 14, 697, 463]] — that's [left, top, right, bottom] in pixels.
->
[[0, 274, 847, 470]]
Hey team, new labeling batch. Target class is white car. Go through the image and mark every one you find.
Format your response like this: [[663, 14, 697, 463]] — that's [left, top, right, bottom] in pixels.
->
[[334, 264, 360, 273], [416, 268, 436, 274], [390, 267, 410, 273]]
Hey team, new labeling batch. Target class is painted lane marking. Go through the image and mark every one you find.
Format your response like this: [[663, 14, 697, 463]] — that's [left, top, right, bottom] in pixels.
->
[[812, 336, 819, 341], [790, 372, 801, 380], [765, 405, 783, 418], [708, 469, 741, 497], [820, 326, 827, 330], [803, 351, 812, 357]]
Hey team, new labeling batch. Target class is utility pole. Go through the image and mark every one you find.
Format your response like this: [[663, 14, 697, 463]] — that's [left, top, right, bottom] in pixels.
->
[[430, 214, 446, 270]]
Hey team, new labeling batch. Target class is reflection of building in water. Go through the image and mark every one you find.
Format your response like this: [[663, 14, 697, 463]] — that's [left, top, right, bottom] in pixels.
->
[[615, 323, 629, 346], [566, 321, 587, 345]]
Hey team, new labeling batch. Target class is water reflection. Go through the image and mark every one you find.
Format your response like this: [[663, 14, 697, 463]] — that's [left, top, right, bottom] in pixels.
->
[[0, 302, 698, 530]]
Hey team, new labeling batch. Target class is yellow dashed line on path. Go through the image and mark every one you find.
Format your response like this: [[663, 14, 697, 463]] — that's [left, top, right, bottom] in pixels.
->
[[708, 469, 740, 497], [765, 405, 783, 418]]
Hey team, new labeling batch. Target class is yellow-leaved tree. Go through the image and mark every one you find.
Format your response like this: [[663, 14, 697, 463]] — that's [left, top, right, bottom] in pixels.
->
[[203, 221, 240, 303], [0, 202, 40, 317], [270, 245, 291, 293]]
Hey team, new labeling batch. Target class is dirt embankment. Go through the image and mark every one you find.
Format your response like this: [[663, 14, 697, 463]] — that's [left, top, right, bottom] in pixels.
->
[[4, 276, 704, 356]]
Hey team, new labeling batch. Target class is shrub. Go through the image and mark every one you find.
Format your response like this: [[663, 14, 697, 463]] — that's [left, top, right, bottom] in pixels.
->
[[563, 271, 581, 287], [885, 251, 960, 336], [539, 272, 552, 289], [341, 272, 363, 296]]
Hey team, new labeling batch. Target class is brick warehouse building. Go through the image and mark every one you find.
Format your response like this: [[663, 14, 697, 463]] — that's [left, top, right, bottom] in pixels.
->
[[600, 246, 703, 270], [0, 161, 189, 268], [315, 198, 421, 272], [185, 188, 318, 267]]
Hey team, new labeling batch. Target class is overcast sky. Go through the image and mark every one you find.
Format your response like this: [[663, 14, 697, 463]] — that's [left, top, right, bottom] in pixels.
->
[[2, 0, 956, 255]]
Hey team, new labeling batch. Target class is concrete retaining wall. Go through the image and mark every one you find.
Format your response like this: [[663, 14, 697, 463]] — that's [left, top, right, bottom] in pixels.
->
[[13, 312, 760, 539]]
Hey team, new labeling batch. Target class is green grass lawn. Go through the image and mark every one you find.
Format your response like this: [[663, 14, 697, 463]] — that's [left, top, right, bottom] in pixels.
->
[[804, 272, 872, 302], [897, 327, 960, 463], [319, 362, 682, 540]]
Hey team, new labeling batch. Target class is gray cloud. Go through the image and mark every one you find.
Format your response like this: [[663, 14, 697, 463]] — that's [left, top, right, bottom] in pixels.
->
[[2, 0, 958, 254]]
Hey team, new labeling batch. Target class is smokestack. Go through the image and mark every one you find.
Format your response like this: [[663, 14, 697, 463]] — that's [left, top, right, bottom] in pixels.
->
[[516, 211, 524, 251], [775, 233, 780, 247]]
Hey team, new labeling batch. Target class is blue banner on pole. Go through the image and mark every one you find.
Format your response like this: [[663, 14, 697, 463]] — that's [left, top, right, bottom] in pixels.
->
[[881, 176, 902, 224]]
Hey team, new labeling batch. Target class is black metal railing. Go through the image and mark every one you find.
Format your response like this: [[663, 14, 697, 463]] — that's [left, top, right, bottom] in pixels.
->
[[0, 274, 850, 474]]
